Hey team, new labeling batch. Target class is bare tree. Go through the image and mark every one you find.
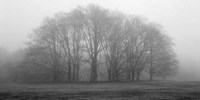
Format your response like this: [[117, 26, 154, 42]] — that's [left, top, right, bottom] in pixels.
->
[[144, 24, 177, 81], [103, 13, 126, 81], [25, 4, 177, 82], [30, 17, 63, 82], [82, 5, 111, 82], [123, 16, 148, 81]]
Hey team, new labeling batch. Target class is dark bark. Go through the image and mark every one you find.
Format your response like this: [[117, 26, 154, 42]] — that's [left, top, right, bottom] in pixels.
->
[[68, 61, 71, 82], [131, 67, 135, 81], [136, 70, 141, 81], [53, 65, 58, 82], [149, 71, 153, 81], [149, 45, 153, 81], [126, 70, 131, 81], [72, 64, 76, 82], [76, 62, 80, 81], [108, 68, 111, 81], [90, 26, 98, 82], [91, 57, 97, 82]]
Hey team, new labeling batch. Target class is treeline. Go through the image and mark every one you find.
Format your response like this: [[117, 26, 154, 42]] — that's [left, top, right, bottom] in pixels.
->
[[2, 5, 178, 83]]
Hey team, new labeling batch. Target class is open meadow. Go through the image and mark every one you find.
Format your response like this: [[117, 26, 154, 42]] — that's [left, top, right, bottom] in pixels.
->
[[0, 81, 200, 100]]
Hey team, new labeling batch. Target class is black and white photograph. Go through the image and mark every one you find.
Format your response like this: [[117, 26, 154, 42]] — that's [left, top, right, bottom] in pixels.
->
[[0, 0, 200, 99]]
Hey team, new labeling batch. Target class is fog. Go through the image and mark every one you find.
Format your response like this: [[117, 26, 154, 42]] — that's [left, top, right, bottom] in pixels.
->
[[0, 0, 200, 81]]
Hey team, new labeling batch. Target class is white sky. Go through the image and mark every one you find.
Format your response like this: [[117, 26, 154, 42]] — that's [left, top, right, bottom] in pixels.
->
[[0, 0, 200, 80]]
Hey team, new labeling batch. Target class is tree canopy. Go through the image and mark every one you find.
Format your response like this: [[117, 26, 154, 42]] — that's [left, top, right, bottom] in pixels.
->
[[1, 4, 178, 82]]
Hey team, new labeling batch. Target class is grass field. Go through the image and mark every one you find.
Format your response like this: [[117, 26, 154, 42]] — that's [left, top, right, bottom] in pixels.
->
[[0, 81, 200, 100]]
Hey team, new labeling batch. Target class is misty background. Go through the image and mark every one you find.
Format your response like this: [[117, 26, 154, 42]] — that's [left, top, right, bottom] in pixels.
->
[[0, 0, 200, 81]]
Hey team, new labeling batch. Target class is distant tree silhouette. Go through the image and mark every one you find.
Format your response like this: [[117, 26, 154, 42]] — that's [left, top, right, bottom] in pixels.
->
[[6, 4, 178, 82]]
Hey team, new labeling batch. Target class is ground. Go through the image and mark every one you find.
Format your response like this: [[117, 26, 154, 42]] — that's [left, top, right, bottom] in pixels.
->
[[0, 81, 200, 100]]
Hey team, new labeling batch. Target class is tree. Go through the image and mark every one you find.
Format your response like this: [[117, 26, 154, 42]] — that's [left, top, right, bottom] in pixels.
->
[[17, 47, 54, 82], [123, 16, 148, 81], [68, 9, 85, 81], [144, 24, 177, 81], [30, 17, 63, 82], [55, 9, 85, 82], [25, 4, 178, 82], [1, 49, 27, 82], [82, 5, 111, 82], [0, 48, 10, 82], [103, 13, 126, 81]]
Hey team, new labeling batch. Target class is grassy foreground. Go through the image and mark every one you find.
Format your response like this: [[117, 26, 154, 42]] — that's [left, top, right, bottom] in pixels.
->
[[0, 81, 200, 100]]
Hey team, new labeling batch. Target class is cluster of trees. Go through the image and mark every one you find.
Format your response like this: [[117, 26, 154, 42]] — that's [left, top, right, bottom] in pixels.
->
[[1, 5, 178, 83], [0, 48, 9, 82], [0, 48, 26, 82]]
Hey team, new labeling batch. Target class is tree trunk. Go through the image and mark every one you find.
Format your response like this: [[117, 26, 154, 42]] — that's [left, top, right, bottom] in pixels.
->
[[76, 62, 79, 82], [53, 65, 58, 82], [108, 68, 111, 81], [72, 63, 76, 82], [149, 46, 153, 81], [149, 66, 153, 81], [68, 61, 71, 82], [126, 59, 131, 81], [136, 70, 140, 81], [131, 67, 135, 81], [113, 63, 116, 81], [115, 71, 119, 81], [91, 57, 97, 82], [93, 59, 97, 81], [149, 72, 153, 81], [127, 71, 131, 81]]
